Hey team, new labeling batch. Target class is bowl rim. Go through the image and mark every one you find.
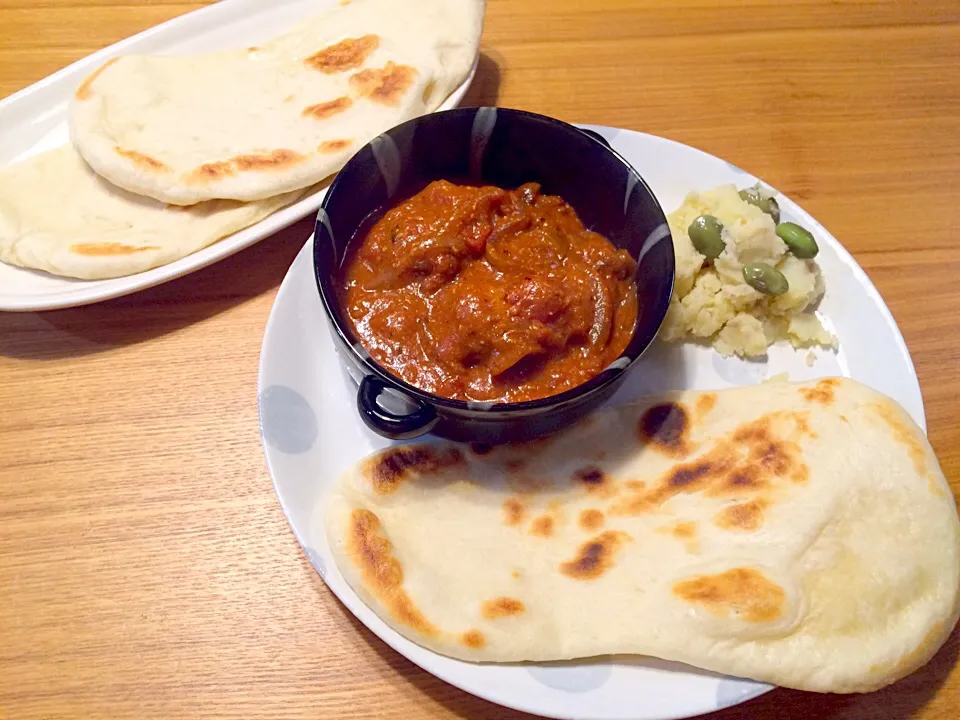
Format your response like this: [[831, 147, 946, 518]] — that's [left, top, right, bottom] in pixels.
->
[[313, 106, 675, 415]]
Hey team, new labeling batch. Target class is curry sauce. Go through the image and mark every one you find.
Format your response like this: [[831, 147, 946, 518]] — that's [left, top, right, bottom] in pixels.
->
[[340, 180, 638, 403]]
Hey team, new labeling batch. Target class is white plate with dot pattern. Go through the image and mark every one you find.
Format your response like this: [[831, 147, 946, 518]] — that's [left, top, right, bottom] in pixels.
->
[[258, 125, 924, 719]]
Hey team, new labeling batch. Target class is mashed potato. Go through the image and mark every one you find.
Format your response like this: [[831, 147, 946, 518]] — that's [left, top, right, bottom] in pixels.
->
[[660, 184, 836, 357]]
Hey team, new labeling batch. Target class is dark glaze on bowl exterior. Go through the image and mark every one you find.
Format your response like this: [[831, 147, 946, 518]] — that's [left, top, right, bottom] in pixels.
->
[[314, 108, 675, 443]]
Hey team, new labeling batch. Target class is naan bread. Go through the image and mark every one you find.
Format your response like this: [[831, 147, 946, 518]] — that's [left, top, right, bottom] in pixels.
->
[[327, 378, 960, 693], [68, 0, 485, 205], [0, 145, 304, 279]]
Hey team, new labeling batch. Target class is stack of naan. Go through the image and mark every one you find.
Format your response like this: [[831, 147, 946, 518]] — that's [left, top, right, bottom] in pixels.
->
[[0, 0, 485, 280], [328, 378, 960, 693]]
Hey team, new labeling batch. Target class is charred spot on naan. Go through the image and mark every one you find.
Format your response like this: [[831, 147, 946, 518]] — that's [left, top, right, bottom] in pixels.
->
[[350, 510, 400, 586], [671, 459, 726, 490], [870, 401, 944, 497], [613, 454, 730, 514], [362, 445, 464, 495], [870, 401, 929, 477], [696, 393, 718, 419], [350, 62, 419, 106], [673, 567, 786, 624], [303, 96, 353, 119], [189, 150, 305, 182], [736, 424, 801, 478], [800, 378, 840, 405], [639, 402, 695, 457], [574, 466, 604, 487], [470, 442, 493, 456], [529, 515, 554, 538], [612, 413, 809, 514], [791, 463, 810, 485], [723, 466, 766, 492], [70, 243, 158, 256], [461, 630, 486, 648], [578, 508, 605, 531], [503, 496, 526, 526], [191, 160, 234, 181], [482, 597, 526, 620], [305, 34, 380, 74], [559, 531, 631, 581], [573, 465, 617, 498], [347, 509, 440, 636], [719, 418, 806, 492], [235, 149, 304, 171], [318, 139, 353, 153], [715, 499, 768, 532], [658, 520, 700, 553], [114, 147, 168, 172], [791, 411, 816, 437], [74, 58, 119, 100]]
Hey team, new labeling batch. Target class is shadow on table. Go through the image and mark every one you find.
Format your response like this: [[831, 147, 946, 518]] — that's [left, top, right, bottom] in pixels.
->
[[321, 591, 541, 720], [0, 217, 314, 360], [309, 562, 958, 720], [461, 51, 504, 109]]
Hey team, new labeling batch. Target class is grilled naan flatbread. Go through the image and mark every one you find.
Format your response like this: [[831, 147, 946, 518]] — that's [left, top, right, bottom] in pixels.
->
[[327, 378, 960, 693], [68, 0, 485, 205], [0, 145, 304, 279]]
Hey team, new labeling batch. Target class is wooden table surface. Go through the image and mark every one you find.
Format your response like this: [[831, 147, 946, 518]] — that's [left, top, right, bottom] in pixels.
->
[[2, 1, 959, 718]]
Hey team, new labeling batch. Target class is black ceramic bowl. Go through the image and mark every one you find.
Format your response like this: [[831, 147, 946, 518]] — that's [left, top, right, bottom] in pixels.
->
[[313, 107, 674, 443]]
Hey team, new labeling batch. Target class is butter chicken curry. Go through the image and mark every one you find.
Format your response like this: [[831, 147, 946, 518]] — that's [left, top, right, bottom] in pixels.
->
[[340, 180, 638, 403]]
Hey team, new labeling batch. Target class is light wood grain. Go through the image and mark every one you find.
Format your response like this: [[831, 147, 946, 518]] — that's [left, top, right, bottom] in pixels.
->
[[1, 1, 959, 718]]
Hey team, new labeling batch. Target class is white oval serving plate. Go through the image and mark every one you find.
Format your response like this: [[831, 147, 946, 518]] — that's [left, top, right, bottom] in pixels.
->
[[258, 126, 925, 720], [0, 0, 476, 312]]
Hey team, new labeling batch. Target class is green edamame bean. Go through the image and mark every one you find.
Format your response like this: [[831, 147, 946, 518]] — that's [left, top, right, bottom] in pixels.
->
[[743, 262, 789, 296], [739, 187, 781, 224], [688, 215, 725, 260], [776, 221, 819, 259]]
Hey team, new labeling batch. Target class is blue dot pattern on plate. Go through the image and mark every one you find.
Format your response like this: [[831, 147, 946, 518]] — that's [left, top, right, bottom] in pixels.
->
[[260, 385, 318, 454], [712, 352, 766, 386], [304, 546, 327, 579], [715, 678, 769, 709], [527, 662, 613, 692]]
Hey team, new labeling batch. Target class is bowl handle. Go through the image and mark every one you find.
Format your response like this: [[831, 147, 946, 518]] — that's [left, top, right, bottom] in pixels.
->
[[357, 375, 439, 440]]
